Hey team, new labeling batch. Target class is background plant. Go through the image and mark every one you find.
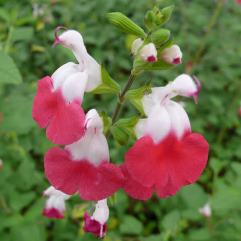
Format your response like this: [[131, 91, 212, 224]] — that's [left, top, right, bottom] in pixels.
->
[[0, 0, 241, 241]]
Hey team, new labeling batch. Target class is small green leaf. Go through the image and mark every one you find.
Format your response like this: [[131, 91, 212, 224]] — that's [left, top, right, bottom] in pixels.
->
[[111, 116, 139, 145], [100, 112, 112, 135], [91, 65, 120, 95], [107, 12, 146, 38], [0, 52, 22, 85], [126, 85, 152, 114], [120, 215, 143, 235]]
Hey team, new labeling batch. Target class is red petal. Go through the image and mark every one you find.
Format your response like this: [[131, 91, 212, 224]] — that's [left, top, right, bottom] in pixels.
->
[[42, 208, 64, 219], [32, 76, 85, 145], [125, 132, 209, 199], [121, 165, 153, 201], [44, 147, 124, 200]]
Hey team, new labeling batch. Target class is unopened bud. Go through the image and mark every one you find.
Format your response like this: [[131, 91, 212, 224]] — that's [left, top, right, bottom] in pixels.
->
[[161, 44, 182, 65], [0, 159, 3, 170], [131, 38, 144, 55], [151, 29, 170, 46], [140, 43, 157, 63]]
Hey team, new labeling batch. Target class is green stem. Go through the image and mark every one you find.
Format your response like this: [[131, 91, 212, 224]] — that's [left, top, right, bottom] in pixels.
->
[[106, 71, 137, 137], [216, 81, 241, 146], [4, 26, 14, 54], [191, 0, 225, 70]]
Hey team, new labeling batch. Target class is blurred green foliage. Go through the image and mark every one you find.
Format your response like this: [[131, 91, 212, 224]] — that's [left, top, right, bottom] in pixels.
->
[[0, 0, 241, 240]]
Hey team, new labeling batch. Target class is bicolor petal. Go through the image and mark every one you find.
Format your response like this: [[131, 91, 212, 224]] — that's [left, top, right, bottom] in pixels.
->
[[32, 76, 85, 145], [140, 43, 158, 63]]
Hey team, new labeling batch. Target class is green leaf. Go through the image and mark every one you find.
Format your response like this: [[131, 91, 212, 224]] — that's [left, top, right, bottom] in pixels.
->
[[126, 85, 152, 114], [0, 52, 22, 85], [107, 12, 146, 38], [91, 65, 120, 95], [120, 215, 143, 235], [0, 93, 35, 134], [161, 210, 180, 231], [100, 111, 112, 135], [12, 27, 34, 42], [111, 116, 139, 145]]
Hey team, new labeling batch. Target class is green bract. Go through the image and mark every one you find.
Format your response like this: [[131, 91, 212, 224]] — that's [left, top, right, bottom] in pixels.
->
[[107, 12, 146, 38]]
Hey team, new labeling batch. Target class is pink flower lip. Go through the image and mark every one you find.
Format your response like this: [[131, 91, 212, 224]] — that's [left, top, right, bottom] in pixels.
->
[[83, 212, 107, 238], [42, 208, 64, 219], [172, 57, 181, 65], [192, 75, 202, 104], [52, 26, 67, 47], [147, 55, 157, 63]]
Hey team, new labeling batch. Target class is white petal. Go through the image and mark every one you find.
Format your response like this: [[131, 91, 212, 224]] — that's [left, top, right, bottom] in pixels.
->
[[85, 55, 102, 92], [43, 186, 70, 199], [66, 109, 109, 165], [131, 38, 143, 55], [171, 74, 198, 97], [52, 62, 80, 91], [134, 119, 147, 139], [165, 101, 191, 139], [62, 71, 88, 102], [66, 132, 109, 165], [199, 203, 212, 217], [92, 199, 109, 225], [145, 105, 171, 143], [142, 84, 173, 115]]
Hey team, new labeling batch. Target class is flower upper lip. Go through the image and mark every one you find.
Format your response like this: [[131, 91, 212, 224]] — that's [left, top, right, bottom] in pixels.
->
[[53, 26, 68, 47]]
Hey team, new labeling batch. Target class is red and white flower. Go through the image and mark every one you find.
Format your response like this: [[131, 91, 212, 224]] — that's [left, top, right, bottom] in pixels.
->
[[122, 74, 209, 200], [42, 186, 70, 219], [83, 199, 109, 238], [44, 109, 124, 200], [161, 44, 182, 65]]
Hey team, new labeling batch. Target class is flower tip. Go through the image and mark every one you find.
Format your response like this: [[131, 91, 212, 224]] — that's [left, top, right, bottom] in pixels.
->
[[192, 75, 201, 104], [147, 55, 157, 63], [53, 26, 68, 47], [172, 57, 181, 65]]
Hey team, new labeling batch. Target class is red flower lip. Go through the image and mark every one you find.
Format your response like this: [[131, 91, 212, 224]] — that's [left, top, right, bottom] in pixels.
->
[[123, 132, 209, 200], [44, 147, 125, 200], [83, 212, 107, 238], [32, 76, 85, 145]]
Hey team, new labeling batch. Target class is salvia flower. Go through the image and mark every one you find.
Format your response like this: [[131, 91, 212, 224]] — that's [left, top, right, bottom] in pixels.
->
[[42, 186, 70, 219], [44, 109, 125, 200], [84, 199, 109, 238], [199, 203, 212, 218], [161, 44, 182, 65], [122, 74, 209, 200], [140, 43, 158, 62], [32, 28, 102, 145]]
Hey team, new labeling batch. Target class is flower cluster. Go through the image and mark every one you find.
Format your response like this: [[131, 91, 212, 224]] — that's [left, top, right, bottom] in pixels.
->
[[32, 6, 209, 238]]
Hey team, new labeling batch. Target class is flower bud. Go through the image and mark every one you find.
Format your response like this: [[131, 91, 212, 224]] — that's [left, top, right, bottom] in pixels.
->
[[161, 44, 182, 64], [199, 203, 211, 218], [151, 29, 170, 46], [0, 159, 3, 170], [140, 43, 157, 63], [131, 38, 144, 55]]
